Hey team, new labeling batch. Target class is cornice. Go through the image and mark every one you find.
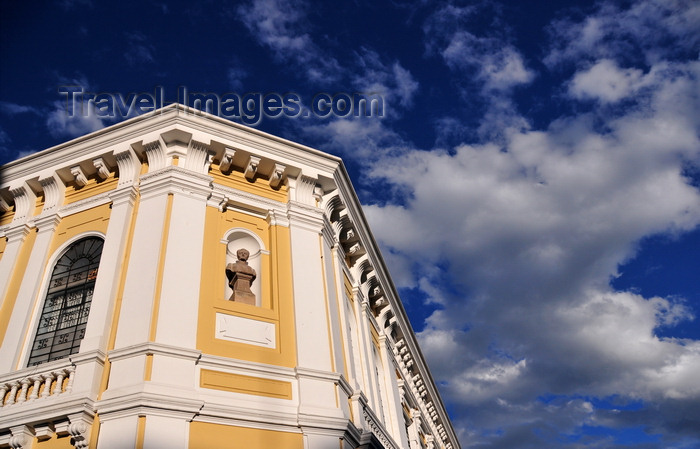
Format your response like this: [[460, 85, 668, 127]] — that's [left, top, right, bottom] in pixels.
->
[[137, 165, 213, 200], [209, 183, 287, 217], [1, 223, 33, 242], [197, 353, 296, 380], [108, 342, 202, 362], [57, 192, 112, 218]]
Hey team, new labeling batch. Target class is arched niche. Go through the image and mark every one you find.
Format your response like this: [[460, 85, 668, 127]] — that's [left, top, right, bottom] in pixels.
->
[[223, 228, 265, 307]]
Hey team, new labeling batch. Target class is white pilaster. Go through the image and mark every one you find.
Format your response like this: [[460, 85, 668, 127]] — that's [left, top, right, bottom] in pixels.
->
[[0, 225, 32, 305], [96, 415, 139, 449], [0, 215, 60, 371], [80, 186, 138, 353], [287, 202, 332, 372]]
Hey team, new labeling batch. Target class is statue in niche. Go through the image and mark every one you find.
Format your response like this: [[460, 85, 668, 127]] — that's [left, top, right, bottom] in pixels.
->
[[226, 248, 257, 305]]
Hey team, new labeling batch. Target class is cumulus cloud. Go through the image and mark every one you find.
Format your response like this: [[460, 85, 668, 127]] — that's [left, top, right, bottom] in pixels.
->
[[362, 47, 700, 445], [545, 0, 700, 67], [236, 0, 342, 83], [569, 59, 647, 103], [352, 48, 419, 112], [45, 76, 110, 138], [424, 3, 534, 93]]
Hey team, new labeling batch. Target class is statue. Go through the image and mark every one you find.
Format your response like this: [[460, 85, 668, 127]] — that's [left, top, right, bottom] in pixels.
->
[[225, 248, 257, 305]]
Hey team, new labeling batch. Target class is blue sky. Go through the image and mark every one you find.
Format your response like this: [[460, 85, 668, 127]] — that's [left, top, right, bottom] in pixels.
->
[[1, 1, 699, 447]]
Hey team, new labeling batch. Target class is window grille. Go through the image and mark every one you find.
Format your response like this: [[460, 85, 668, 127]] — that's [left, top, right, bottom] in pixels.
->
[[27, 237, 104, 366]]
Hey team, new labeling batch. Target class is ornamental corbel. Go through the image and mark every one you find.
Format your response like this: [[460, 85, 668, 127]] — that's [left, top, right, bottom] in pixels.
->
[[38, 174, 65, 214], [67, 413, 92, 449], [9, 183, 34, 223], [269, 162, 285, 188], [0, 196, 11, 212], [218, 195, 229, 212], [185, 140, 214, 174], [244, 155, 261, 180], [34, 423, 55, 441], [114, 147, 140, 189], [70, 165, 88, 187], [8, 425, 35, 449], [92, 157, 110, 179], [219, 147, 236, 173], [143, 140, 166, 171]]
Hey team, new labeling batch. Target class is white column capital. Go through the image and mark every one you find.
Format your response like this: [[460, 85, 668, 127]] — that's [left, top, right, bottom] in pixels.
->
[[114, 147, 141, 189], [109, 185, 138, 207], [32, 213, 61, 233], [138, 166, 212, 200], [3, 223, 33, 243], [287, 201, 324, 233]]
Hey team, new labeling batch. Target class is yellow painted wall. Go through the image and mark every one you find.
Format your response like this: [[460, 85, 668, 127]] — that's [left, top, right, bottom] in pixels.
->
[[209, 163, 288, 203], [200, 369, 292, 399], [47, 203, 112, 256], [189, 422, 303, 449], [33, 434, 74, 449], [197, 206, 296, 367], [64, 175, 118, 205], [0, 209, 14, 226]]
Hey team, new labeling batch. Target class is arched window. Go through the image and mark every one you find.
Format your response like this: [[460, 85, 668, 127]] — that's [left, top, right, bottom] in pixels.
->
[[27, 236, 104, 366]]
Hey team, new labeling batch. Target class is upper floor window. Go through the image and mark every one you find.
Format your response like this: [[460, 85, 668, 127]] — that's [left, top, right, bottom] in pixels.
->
[[27, 236, 104, 366]]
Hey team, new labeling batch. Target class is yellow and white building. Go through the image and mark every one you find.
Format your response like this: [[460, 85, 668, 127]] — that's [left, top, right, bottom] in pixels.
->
[[0, 104, 460, 449]]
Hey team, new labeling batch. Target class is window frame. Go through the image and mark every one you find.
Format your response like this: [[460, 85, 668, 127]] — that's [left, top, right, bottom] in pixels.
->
[[19, 232, 106, 368]]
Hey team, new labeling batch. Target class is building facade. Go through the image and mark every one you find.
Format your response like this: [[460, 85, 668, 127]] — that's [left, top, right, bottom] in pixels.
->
[[0, 105, 460, 449]]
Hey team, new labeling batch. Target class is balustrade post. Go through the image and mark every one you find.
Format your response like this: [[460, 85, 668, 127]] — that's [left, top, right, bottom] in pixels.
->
[[0, 384, 8, 407], [27, 376, 41, 401], [16, 379, 30, 403], [41, 372, 54, 398], [53, 370, 66, 394], [7, 382, 18, 405], [65, 366, 76, 392]]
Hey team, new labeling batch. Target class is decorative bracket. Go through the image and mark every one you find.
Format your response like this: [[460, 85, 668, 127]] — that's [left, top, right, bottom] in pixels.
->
[[244, 155, 261, 181], [70, 165, 88, 187], [0, 196, 10, 213], [219, 147, 236, 173], [269, 162, 285, 188], [143, 140, 166, 171], [92, 157, 110, 179], [38, 175, 64, 214]]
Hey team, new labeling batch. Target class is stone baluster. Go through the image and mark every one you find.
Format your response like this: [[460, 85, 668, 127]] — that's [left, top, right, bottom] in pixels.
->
[[16, 379, 30, 403], [0, 384, 8, 406], [27, 376, 42, 401], [7, 382, 19, 405], [53, 369, 67, 394], [65, 366, 76, 392], [41, 372, 55, 398]]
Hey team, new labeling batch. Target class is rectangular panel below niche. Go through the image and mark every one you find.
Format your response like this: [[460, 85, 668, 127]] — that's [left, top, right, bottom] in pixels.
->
[[215, 312, 276, 349]]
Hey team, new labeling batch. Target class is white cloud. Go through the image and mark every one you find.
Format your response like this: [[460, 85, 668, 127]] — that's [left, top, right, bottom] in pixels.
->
[[236, 0, 341, 83], [46, 100, 107, 138], [362, 55, 700, 443], [442, 32, 534, 91], [545, 0, 700, 67], [45, 76, 110, 138], [352, 49, 420, 112], [569, 59, 650, 103], [424, 4, 535, 93], [0, 101, 40, 116]]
